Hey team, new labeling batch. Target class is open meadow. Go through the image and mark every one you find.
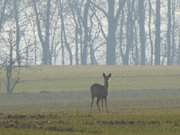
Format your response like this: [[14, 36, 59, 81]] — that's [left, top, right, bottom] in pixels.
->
[[0, 66, 180, 135]]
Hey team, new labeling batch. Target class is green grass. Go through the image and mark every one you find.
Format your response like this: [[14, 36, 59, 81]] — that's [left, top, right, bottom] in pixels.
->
[[1, 66, 180, 134], [1, 111, 180, 135], [1, 65, 180, 93]]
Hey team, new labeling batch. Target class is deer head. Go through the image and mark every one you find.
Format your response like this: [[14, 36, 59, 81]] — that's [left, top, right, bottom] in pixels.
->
[[103, 73, 111, 80], [102, 73, 111, 89]]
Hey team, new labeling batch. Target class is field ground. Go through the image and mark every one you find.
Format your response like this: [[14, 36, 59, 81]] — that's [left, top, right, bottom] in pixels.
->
[[0, 66, 180, 134], [1, 65, 180, 92]]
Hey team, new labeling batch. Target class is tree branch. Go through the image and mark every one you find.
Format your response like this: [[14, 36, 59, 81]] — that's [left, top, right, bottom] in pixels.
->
[[90, 1, 108, 17]]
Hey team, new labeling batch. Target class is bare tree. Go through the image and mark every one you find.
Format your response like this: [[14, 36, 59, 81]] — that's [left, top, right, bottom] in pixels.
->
[[148, 0, 154, 65], [1, 0, 180, 66], [58, 0, 73, 65], [91, 0, 126, 65], [0, 0, 7, 32], [155, 0, 161, 65], [138, 0, 146, 65], [0, 30, 20, 94], [121, 0, 135, 65], [13, 0, 21, 66], [32, 0, 52, 65], [81, 0, 91, 65], [69, 1, 80, 64]]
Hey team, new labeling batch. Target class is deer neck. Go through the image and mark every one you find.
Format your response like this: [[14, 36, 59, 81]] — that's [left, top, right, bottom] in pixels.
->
[[104, 79, 109, 90]]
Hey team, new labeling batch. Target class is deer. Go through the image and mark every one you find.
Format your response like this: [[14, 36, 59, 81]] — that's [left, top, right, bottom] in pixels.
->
[[90, 73, 111, 112]]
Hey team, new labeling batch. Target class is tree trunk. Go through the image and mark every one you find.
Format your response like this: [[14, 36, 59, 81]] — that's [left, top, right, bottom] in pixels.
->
[[13, 0, 21, 66], [82, 0, 90, 65], [167, 0, 172, 65], [0, 0, 7, 32], [138, 0, 146, 65], [155, 0, 161, 65], [106, 0, 116, 65], [32, 0, 52, 65], [59, 0, 73, 65], [123, 0, 133, 65], [44, 0, 52, 65], [171, 0, 176, 64], [148, 0, 153, 65]]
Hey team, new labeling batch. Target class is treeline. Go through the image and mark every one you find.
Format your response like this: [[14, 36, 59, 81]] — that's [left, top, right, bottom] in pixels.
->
[[0, 0, 180, 66]]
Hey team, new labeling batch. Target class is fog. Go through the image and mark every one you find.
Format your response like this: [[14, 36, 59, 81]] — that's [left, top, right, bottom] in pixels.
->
[[0, 0, 180, 65], [0, 0, 180, 114]]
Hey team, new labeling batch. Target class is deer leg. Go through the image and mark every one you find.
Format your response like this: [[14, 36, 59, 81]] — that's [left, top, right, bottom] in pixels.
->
[[105, 97, 109, 113], [101, 98, 104, 112], [96, 98, 101, 112], [90, 96, 94, 111]]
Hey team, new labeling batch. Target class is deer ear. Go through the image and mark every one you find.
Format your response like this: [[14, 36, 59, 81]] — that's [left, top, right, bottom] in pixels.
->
[[103, 72, 106, 77], [108, 73, 112, 78]]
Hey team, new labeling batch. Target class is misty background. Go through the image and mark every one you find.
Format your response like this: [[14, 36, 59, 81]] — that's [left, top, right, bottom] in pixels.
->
[[1, 0, 180, 118], [0, 0, 180, 66]]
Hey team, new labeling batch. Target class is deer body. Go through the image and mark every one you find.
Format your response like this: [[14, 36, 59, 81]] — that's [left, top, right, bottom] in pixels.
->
[[91, 84, 108, 98], [90, 73, 111, 112]]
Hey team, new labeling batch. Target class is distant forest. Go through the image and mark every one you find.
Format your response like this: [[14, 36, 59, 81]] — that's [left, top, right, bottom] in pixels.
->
[[0, 0, 180, 65]]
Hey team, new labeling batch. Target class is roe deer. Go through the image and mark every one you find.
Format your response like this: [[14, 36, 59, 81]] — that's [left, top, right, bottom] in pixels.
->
[[90, 73, 111, 112]]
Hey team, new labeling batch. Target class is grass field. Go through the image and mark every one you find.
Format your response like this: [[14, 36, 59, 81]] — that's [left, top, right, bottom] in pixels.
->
[[1, 65, 180, 92], [1, 111, 180, 135], [0, 66, 180, 135]]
